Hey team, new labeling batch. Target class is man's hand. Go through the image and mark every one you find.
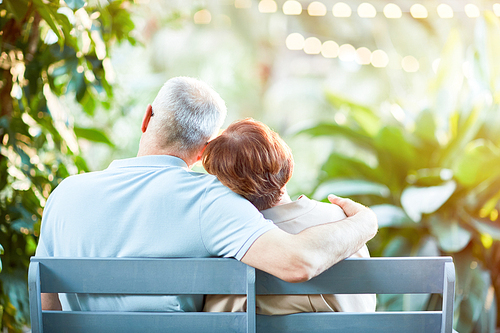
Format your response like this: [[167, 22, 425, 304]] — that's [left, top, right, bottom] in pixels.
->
[[328, 194, 378, 236], [242, 195, 379, 283], [328, 194, 366, 217]]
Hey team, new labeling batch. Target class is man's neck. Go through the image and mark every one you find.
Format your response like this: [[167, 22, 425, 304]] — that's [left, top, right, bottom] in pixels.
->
[[137, 146, 196, 169]]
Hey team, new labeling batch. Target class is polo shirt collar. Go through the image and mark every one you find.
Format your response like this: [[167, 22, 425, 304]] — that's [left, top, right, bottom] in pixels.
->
[[107, 155, 188, 169]]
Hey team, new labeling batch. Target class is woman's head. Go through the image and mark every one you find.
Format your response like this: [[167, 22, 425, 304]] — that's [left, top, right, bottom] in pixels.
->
[[202, 118, 293, 210]]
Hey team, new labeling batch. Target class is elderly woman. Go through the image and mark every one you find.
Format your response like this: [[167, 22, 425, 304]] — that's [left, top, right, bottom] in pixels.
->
[[202, 118, 375, 315]]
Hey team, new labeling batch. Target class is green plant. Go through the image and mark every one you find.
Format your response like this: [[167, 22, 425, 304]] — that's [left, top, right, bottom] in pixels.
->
[[300, 13, 500, 333], [0, 0, 133, 331]]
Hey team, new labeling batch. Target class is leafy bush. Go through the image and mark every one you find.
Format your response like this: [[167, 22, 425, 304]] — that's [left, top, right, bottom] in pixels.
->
[[0, 0, 133, 330], [301, 13, 500, 333]]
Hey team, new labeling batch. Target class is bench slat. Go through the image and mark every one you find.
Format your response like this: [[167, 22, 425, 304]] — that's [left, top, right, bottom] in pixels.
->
[[29, 257, 455, 333], [257, 257, 451, 294], [43, 311, 247, 333], [256, 312, 443, 333], [32, 257, 249, 294]]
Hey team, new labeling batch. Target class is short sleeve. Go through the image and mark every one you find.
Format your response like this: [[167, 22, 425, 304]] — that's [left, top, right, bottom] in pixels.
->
[[199, 183, 276, 260]]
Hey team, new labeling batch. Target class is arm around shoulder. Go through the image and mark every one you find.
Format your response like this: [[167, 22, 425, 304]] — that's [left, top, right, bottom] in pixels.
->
[[241, 195, 378, 283]]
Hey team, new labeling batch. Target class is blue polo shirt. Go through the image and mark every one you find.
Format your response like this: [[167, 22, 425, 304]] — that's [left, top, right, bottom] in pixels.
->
[[36, 155, 276, 312]]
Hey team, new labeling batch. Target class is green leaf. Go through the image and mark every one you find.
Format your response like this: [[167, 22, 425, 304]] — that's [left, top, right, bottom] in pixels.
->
[[453, 139, 500, 187], [453, 248, 494, 332], [74, 127, 114, 146], [401, 181, 457, 222], [428, 28, 464, 117], [81, 91, 96, 116], [370, 204, 414, 228], [428, 216, 471, 253], [407, 168, 454, 187], [416, 236, 440, 257], [440, 107, 483, 168], [413, 109, 438, 144], [468, 218, 500, 241], [0, 269, 30, 326], [74, 155, 90, 173], [64, 0, 86, 10], [382, 235, 413, 257], [32, 0, 65, 47], [297, 122, 374, 149], [325, 92, 381, 136], [313, 179, 390, 201], [374, 126, 417, 171], [4, 0, 29, 22], [320, 153, 384, 183]]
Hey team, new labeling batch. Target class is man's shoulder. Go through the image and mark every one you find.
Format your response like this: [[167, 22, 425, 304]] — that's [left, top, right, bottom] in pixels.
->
[[55, 170, 105, 189], [186, 170, 235, 193]]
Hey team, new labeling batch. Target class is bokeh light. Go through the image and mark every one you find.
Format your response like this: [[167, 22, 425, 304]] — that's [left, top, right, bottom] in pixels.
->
[[401, 56, 419, 72], [258, 0, 277, 13], [494, 3, 500, 17], [303, 37, 322, 54], [283, 1, 302, 15], [465, 4, 480, 18], [338, 44, 356, 62], [371, 50, 389, 68], [308, 2, 327, 16], [332, 2, 352, 17], [286, 33, 305, 50], [321, 40, 340, 58], [383, 3, 402, 19], [355, 47, 372, 65], [234, 0, 252, 9], [410, 4, 428, 19], [357, 3, 376, 18], [193, 9, 211, 24], [437, 4, 453, 18]]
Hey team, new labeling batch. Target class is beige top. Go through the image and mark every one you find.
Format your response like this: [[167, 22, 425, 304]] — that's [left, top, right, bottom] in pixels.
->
[[203, 195, 376, 315]]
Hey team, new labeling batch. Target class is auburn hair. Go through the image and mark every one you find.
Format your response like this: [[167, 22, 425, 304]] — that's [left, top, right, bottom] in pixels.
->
[[202, 118, 294, 210]]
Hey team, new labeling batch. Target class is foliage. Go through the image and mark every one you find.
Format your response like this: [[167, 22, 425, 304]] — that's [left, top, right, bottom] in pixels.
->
[[300, 13, 500, 333], [0, 0, 134, 331]]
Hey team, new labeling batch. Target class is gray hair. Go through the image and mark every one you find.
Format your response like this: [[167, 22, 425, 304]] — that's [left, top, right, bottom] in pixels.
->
[[150, 77, 227, 154]]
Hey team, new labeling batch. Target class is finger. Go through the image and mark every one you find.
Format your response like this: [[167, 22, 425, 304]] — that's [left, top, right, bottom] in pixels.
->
[[327, 194, 338, 203], [328, 194, 352, 207]]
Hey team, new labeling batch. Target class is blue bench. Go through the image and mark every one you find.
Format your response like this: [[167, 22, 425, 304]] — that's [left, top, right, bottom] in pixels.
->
[[29, 257, 455, 333]]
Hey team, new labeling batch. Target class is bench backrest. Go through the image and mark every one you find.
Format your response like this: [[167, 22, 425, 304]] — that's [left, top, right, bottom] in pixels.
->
[[29, 257, 455, 333]]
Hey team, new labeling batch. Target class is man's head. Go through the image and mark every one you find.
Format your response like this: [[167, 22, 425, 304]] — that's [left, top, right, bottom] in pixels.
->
[[202, 118, 294, 210], [139, 77, 227, 163]]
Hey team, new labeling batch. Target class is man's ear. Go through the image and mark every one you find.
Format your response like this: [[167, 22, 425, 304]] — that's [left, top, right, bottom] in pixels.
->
[[141, 105, 153, 133], [194, 143, 208, 162]]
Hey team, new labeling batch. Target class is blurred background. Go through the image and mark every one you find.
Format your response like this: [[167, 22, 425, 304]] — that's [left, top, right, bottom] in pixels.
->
[[1, 0, 500, 331]]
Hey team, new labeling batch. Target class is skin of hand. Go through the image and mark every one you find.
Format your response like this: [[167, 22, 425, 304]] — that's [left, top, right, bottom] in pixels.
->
[[241, 194, 378, 283]]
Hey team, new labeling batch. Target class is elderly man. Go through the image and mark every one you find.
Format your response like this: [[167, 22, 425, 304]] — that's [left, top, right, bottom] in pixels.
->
[[36, 77, 378, 311]]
